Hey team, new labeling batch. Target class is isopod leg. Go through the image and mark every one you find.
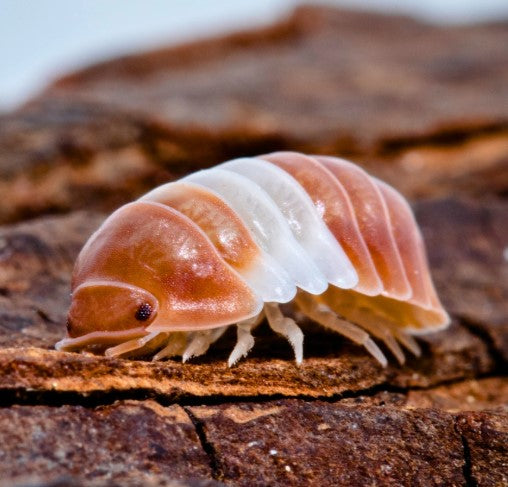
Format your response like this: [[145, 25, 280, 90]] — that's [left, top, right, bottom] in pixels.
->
[[360, 308, 422, 358], [295, 293, 388, 367], [227, 314, 264, 367], [105, 332, 168, 358], [380, 323, 422, 357], [182, 327, 227, 362], [152, 332, 187, 361], [388, 324, 422, 357], [264, 303, 304, 365], [334, 307, 405, 365]]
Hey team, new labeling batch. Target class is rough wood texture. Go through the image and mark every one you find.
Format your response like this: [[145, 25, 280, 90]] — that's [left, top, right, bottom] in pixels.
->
[[189, 401, 466, 486], [0, 5, 507, 486], [0, 401, 211, 484]]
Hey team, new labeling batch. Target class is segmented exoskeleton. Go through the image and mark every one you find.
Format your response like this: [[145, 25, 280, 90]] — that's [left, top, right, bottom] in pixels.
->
[[56, 152, 449, 366]]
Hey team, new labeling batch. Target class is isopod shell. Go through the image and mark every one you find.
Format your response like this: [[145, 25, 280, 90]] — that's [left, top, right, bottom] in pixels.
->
[[56, 152, 449, 366]]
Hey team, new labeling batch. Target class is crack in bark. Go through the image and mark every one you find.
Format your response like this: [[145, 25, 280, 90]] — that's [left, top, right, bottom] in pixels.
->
[[0, 373, 503, 409], [454, 420, 478, 487], [183, 406, 225, 482]]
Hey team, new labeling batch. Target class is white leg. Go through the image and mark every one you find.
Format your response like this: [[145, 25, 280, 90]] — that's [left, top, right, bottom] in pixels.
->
[[105, 332, 163, 358], [347, 308, 406, 365], [182, 327, 227, 363], [392, 328, 422, 357], [152, 332, 187, 361], [366, 309, 422, 358], [295, 293, 388, 367], [339, 307, 406, 365], [227, 314, 262, 367], [264, 303, 304, 365]]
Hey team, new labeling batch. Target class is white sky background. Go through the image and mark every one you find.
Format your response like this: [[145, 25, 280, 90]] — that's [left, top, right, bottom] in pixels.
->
[[1, 0, 508, 110]]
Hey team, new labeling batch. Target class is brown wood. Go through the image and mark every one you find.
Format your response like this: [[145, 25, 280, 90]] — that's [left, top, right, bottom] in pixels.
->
[[0, 6, 506, 486]]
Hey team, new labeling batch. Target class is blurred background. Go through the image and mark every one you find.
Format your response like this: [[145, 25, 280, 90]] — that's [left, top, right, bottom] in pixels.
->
[[2, 0, 508, 110], [1, 0, 507, 224]]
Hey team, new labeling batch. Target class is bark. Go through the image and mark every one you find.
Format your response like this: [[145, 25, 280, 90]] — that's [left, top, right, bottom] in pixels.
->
[[0, 6, 506, 486]]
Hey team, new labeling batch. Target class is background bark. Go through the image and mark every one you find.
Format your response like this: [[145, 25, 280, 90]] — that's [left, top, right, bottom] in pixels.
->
[[0, 6, 506, 486]]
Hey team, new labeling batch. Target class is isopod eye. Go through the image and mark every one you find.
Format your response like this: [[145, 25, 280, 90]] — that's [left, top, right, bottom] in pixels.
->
[[66, 318, 73, 333], [135, 303, 153, 321]]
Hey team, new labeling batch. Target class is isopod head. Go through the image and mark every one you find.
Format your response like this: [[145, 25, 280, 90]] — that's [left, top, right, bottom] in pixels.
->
[[62, 281, 159, 351], [56, 200, 262, 352]]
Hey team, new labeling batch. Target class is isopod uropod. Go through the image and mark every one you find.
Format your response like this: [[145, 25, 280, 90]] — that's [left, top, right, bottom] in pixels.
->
[[56, 152, 449, 366]]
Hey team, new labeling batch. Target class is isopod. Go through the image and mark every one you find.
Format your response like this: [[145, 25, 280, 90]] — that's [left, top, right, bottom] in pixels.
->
[[56, 152, 449, 366]]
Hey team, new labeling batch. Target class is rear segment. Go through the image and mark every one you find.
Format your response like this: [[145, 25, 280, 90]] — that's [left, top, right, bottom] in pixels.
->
[[263, 151, 449, 365], [373, 179, 449, 332]]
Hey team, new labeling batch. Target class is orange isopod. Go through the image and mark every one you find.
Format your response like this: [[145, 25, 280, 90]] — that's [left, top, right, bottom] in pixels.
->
[[56, 152, 449, 366]]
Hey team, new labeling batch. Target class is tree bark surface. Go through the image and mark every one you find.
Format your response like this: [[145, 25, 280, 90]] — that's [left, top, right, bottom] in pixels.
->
[[0, 6, 506, 487]]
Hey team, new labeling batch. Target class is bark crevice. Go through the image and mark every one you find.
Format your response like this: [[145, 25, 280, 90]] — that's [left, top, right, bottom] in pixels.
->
[[184, 406, 225, 482]]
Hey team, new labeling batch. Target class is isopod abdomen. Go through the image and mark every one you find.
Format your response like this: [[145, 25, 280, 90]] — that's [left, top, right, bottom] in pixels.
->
[[56, 152, 449, 366]]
